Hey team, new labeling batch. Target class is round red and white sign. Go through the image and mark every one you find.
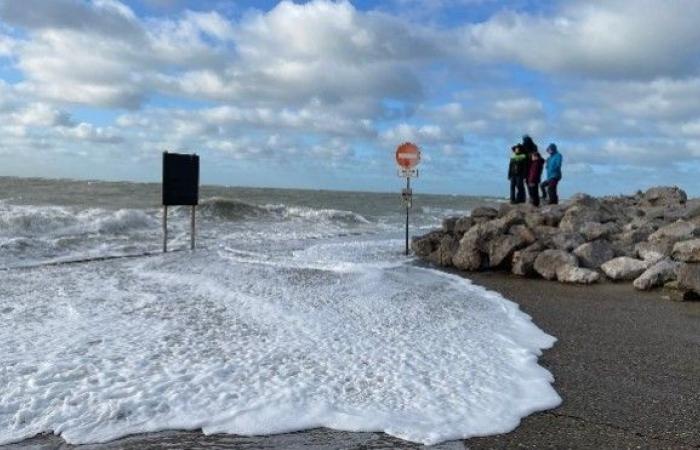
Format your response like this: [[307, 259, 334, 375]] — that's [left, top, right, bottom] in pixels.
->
[[395, 142, 421, 169]]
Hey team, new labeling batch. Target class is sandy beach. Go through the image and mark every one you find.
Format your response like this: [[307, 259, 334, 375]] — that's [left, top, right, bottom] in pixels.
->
[[6, 272, 699, 450]]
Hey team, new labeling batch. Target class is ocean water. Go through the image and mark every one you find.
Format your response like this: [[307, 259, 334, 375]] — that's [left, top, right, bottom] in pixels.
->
[[0, 177, 561, 446]]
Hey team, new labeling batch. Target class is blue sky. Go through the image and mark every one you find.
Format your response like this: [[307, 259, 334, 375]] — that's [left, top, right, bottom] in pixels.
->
[[1, 0, 699, 196]]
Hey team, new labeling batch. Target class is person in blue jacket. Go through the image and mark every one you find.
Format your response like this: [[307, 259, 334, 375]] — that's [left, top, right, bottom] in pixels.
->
[[540, 143, 562, 204]]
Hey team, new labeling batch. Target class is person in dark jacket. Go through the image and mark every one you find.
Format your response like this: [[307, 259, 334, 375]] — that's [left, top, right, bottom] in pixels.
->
[[520, 135, 538, 200], [521, 135, 538, 156], [540, 143, 562, 205], [527, 151, 544, 206], [508, 144, 527, 204]]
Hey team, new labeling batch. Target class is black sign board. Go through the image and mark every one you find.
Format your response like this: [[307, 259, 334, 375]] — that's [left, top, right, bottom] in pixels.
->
[[162, 152, 199, 206]]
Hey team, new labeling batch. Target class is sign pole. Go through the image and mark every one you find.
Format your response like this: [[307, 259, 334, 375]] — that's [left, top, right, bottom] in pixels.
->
[[190, 205, 196, 250], [163, 205, 168, 253], [405, 176, 410, 255]]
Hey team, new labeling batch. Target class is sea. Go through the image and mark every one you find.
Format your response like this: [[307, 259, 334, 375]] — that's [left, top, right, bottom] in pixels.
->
[[0, 177, 561, 447]]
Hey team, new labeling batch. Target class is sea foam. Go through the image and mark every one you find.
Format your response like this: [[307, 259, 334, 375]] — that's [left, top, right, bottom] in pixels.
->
[[0, 238, 560, 446]]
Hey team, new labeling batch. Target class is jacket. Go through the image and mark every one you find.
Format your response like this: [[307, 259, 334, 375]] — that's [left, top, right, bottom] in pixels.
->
[[527, 157, 544, 185], [508, 153, 527, 179], [546, 151, 562, 181]]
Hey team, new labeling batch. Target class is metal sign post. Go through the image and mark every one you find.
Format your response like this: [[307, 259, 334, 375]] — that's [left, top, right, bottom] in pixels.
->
[[162, 151, 200, 253], [395, 143, 421, 256]]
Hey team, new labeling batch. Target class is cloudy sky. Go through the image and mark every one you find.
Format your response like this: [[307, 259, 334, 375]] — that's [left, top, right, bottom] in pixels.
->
[[0, 0, 699, 196]]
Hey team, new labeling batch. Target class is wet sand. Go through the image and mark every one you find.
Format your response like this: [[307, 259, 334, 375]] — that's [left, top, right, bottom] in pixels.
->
[[5, 274, 700, 450]]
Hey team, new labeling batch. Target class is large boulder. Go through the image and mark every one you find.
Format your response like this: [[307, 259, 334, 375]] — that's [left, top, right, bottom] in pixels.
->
[[616, 225, 656, 245], [580, 221, 621, 241], [556, 265, 600, 284], [454, 216, 474, 235], [411, 231, 444, 257], [488, 234, 527, 268], [512, 243, 544, 277], [601, 257, 650, 281], [633, 258, 679, 290], [676, 263, 700, 296], [671, 238, 700, 262], [441, 216, 460, 234], [551, 232, 586, 252], [664, 279, 700, 302], [427, 235, 459, 267], [559, 205, 603, 233], [640, 186, 687, 207], [648, 220, 699, 243], [635, 240, 673, 263], [534, 250, 578, 280], [471, 206, 498, 220], [509, 224, 537, 245], [574, 240, 615, 269], [452, 235, 484, 271]]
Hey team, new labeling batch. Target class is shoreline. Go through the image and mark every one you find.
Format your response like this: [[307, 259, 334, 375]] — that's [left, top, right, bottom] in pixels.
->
[[5, 273, 699, 449]]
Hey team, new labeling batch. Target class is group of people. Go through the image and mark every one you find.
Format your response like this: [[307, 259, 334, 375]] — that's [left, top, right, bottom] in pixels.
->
[[508, 135, 562, 206]]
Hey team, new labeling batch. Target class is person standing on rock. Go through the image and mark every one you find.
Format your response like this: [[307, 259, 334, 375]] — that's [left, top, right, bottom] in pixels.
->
[[527, 151, 545, 206], [541, 143, 562, 204], [520, 135, 537, 200], [508, 144, 527, 204]]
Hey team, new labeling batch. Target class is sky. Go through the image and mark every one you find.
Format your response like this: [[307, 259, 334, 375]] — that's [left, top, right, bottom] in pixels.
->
[[0, 0, 699, 196]]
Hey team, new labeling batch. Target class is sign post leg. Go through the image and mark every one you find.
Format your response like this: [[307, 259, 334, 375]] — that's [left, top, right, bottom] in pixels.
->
[[190, 205, 196, 251], [163, 205, 168, 253], [405, 177, 410, 256]]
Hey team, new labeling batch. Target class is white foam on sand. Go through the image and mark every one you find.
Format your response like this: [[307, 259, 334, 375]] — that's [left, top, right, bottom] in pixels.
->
[[0, 239, 561, 446]]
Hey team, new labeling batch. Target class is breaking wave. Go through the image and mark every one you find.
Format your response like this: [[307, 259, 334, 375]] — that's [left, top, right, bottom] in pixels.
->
[[197, 197, 371, 225], [0, 204, 157, 238]]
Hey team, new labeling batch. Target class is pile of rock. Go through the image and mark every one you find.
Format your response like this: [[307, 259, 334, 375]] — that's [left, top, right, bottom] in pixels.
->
[[411, 186, 700, 300]]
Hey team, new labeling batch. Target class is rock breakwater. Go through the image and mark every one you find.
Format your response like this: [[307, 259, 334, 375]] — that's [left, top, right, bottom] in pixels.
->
[[412, 186, 700, 300]]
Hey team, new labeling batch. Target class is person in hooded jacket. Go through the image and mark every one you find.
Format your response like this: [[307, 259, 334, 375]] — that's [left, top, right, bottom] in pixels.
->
[[520, 135, 538, 200], [527, 151, 544, 206], [508, 144, 527, 204], [540, 143, 562, 204]]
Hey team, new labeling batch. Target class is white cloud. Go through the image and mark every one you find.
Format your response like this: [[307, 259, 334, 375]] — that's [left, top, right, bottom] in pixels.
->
[[461, 0, 700, 79]]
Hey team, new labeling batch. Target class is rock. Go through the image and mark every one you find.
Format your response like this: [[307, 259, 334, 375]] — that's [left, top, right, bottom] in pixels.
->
[[580, 221, 620, 241], [427, 235, 459, 267], [411, 230, 443, 257], [601, 257, 651, 281], [454, 216, 474, 235], [608, 239, 637, 258], [497, 202, 534, 218], [509, 224, 537, 245], [616, 225, 655, 244], [524, 211, 545, 229], [574, 240, 615, 269], [471, 206, 498, 220], [497, 208, 526, 229], [568, 193, 599, 208], [635, 240, 673, 263], [559, 205, 602, 233], [676, 263, 700, 297], [511, 243, 544, 276], [452, 235, 484, 271], [534, 250, 578, 280], [640, 186, 687, 207], [648, 220, 699, 243], [441, 216, 460, 234], [633, 258, 680, 290], [671, 238, 700, 262], [664, 279, 700, 301], [556, 265, 600, 284], [461, 220, 506, 253], [488, 234, 527, 268], [533, 225, 559, 240], [551, 232, 586, 252], [540, 206, 566, 227]]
